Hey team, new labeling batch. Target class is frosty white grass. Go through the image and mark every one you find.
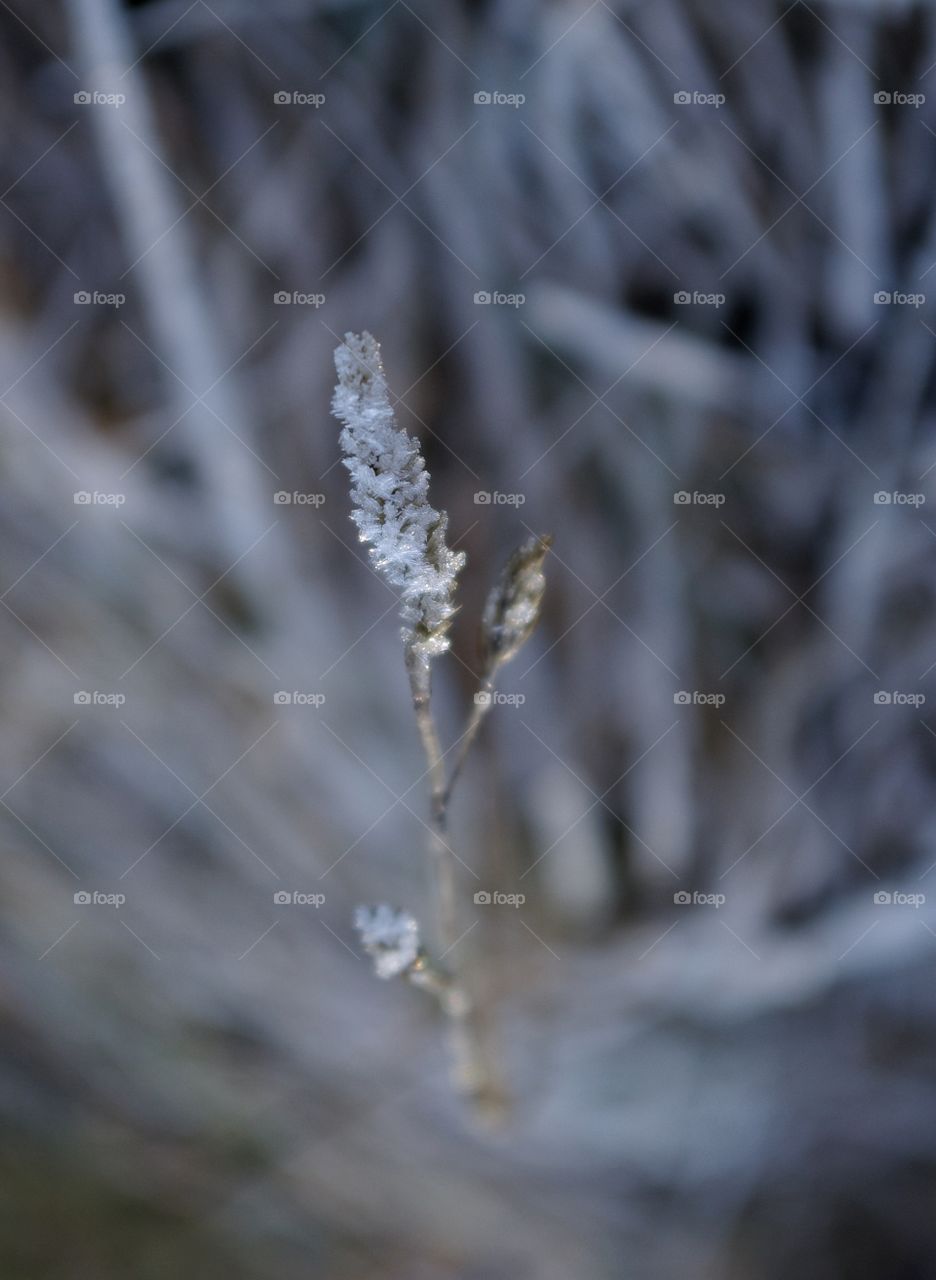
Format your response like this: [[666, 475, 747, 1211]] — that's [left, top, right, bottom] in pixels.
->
[[333, 331, 465, 662], [333, 332, 550, 1121]]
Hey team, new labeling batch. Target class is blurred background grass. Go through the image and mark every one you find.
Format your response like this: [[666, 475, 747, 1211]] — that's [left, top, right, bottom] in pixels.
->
[[3, 0, 936, 1276]]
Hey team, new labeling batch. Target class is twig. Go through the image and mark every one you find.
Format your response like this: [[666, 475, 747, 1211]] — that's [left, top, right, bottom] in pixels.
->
[[443, 674, 497, 807], [405, 643, 502, 1116], [334, 334, 549, 1122], [66, 0, 281, 612]]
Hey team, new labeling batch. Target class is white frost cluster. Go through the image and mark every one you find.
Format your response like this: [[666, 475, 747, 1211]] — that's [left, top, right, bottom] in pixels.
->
[[353, 904, 422, 979], [333, 332, 465, 657]]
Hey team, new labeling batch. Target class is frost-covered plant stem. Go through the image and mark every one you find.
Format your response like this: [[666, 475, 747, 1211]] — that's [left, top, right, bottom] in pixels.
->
[[334, 331, 495, 1113], [334, 333, 549, 1121], [405, 640, 491, 1104], [404, 643, 455, 947]]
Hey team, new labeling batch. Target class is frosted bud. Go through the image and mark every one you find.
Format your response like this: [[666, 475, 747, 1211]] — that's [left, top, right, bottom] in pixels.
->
[[480, 534, 552, 671]]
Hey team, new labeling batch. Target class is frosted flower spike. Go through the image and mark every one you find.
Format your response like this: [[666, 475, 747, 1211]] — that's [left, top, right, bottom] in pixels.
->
[[333, 332, 465, 659], [334, 330, 551, 1118]]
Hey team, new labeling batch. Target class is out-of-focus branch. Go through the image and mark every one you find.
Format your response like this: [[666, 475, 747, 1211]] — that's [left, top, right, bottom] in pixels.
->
[[66, 0, 281, 614]]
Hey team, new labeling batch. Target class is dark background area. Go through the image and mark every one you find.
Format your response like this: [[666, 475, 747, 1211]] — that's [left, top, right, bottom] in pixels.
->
[[2, 0, 936, 1276]]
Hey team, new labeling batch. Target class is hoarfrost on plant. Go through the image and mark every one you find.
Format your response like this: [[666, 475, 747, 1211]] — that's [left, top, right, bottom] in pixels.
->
[[333, 332, 465, 658], [353, 903, 422, 979]]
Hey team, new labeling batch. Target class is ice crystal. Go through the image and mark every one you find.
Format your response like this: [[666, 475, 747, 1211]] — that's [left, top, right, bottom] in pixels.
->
[[333, 332, 465, 658], [353, 903, 422, 979]]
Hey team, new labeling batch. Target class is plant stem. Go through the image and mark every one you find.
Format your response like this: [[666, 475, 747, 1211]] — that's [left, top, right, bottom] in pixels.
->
[[405, 643, 502, 1118], [443, 668, 501, 807], [406, 646, 455, 941]]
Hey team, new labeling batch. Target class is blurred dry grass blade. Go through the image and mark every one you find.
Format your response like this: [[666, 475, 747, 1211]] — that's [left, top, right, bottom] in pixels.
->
[[1, 0, 936, 1276]]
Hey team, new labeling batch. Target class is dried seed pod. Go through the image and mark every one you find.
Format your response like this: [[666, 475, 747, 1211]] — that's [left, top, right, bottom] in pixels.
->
[[479, 533, 552, 672]]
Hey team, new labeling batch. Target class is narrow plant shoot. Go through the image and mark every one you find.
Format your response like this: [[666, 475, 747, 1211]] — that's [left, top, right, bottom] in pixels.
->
[[334, 332, 550, 1122], [445, 533, 552, 803]]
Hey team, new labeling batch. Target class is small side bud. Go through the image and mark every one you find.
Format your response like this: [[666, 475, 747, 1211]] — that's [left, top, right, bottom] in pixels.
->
[[353, 904, 462, 1012], [480, 534, 552, 672], [353, 904, 422, 979]]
